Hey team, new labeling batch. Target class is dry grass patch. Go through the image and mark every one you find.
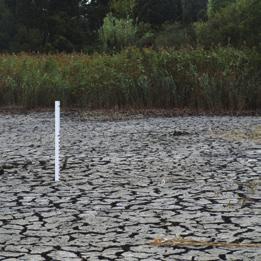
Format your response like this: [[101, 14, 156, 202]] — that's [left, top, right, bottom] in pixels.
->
[[151, 238, 261, 249], [211, 125, 261, 143]]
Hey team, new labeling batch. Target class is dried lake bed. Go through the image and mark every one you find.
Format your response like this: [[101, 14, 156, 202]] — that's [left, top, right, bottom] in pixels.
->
[[0, 113, 261, 261]]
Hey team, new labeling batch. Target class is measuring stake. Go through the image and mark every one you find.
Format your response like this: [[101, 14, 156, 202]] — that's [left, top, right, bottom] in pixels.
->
[[55, 101, 60, 182]]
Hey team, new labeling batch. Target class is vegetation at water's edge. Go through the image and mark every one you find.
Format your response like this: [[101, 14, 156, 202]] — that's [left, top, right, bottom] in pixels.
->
[[0, 47, 260, 112], [1, 0, 260, 53], [0, 0, 261, 112]]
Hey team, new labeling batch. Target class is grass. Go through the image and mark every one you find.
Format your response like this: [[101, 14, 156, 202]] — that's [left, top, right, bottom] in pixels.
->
[[0, 47, 260, 111], [151, 238, 261, 248], [212, 125, 261, 142]]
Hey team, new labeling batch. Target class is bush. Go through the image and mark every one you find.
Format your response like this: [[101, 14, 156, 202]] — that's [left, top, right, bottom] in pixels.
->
[[153, 23, 196, 49], [0, 47, 260, 111], [99, 14, 138, 51], [207, 0, 236, 17], [110, 0, 136, 19], [196, 0, 261, 48]]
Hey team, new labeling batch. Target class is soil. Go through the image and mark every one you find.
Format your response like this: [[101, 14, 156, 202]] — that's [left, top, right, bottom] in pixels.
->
[[0, 113, 260, 260]]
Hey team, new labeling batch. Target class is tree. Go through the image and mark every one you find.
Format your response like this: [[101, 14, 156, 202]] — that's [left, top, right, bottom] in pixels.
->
[[82, 0, 110, 33], [134, 0, 183, 26], [181, 0, 208, 23], [0, 0, 15, 51], [110, 0, 136, 18], [0, 0, 92, 52], [99, 13, 137, 50], [196, 0, 261, 48], [207, 0, 236, 17], [11, 0, 48, 51]]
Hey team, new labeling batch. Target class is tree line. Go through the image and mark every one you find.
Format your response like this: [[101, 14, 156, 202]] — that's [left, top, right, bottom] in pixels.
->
[[0, 0, 110, 52], [0, 0, 260, 53], [0, 0, 209, 52]]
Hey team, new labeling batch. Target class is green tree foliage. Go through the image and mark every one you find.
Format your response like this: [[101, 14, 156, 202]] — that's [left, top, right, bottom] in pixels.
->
[[0, 0, 260, 52], [196, 0, 261, 48], [0, 0, 15, 51], [134, 0, 182, 26], [11, 0, 48, 51], [99, 13, 137, 50], [46, 0, 87, 51], [207, 0, 236, 17], [0, 0, 100, 52], [110, 0, 136, 18], [83, 0, 110, 33], [181, 0, 208, 23]]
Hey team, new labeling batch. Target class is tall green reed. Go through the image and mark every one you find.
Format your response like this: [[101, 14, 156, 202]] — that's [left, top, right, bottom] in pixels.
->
[[0, 48, 260, 111]]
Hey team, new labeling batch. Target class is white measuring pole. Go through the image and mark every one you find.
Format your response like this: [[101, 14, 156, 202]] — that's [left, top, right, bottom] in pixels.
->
[[55, 101, 60, 182]]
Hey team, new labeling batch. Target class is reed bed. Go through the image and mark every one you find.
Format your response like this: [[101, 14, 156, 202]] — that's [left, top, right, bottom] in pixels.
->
[[0, 47, 260, 111]]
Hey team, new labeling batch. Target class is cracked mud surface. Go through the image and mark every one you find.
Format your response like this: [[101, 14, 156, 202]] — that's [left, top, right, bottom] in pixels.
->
[[0, 113, 261, 261]]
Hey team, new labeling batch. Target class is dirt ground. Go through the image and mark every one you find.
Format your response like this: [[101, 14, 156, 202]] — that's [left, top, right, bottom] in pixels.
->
[[0, 113, 261, 261]]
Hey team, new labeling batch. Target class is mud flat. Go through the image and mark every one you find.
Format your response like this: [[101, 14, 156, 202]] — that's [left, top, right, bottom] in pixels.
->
[[0, 113, 261, 261]]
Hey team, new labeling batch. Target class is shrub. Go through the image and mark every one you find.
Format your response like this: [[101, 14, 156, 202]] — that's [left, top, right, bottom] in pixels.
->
[[196, 0, 261, 48], [99, 14, 138, 51], [207, 0, 236, 17], [153, 23, 196, 49]]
